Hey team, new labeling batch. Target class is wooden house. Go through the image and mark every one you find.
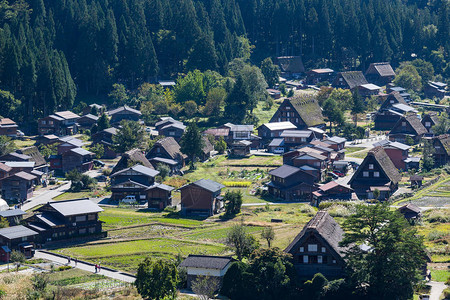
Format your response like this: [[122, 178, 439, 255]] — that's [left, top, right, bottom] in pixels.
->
[[230, 140, 251, 157], [16, 146, 48, 173], [1, 171, 36, 202], [61, 148, 94, 173], [365, 62, 396, 86], [357, 83, 381, 98], [82, 104, 104, 116], [257, 122, 297, 141], [200, 137, 214, 161], [91, 127, 119, 158], [432, 134, 450, 167], [424, 81, 447, 99], [203, 128, 229, 141], [349, 146, 401, 199], [220, 123, 254, 143], [280, 130, 315, 149], [26, 199, 104, 243], [179, 255, 234, 291], [389, 114, 427, 144], [386, 86, 411, 102], [332, 71, 368, 90], [180, 179, 225, 217], [270, 96, 325, 129], [306, 68, 335, 85], [373, 140, 410, 170], [285, 211, 347, 278], [324, 136, 346, 151], [146, 137, 185, 174], [409, 175, 424, 188], [0, 118, 18, 137], [0, 163, 11, 180], [421, 113, 439, 135], [277, 56, 305, 77], [155, 117, 183, 131], [147, 183, 174, 210], [0, 225, 38, 258], [38, 111, 80, 136], [0, 209, 26, 226], [268, 138, 285, 153], [374, 92, 416, 130], [77, 114, 98, 131], [110, 165, 159, 201], [292, 152, 327, 180], [112, 148, 154, 175], [267, 89, 281, 99], [397, 203, 422, 222], [36, 134, 60, 146], [3, 162, 35, 176], [267, 165, 317, 201], [312, 181, 353, 204], [158, 122, 186, 141], [107, 105, 142, 124]]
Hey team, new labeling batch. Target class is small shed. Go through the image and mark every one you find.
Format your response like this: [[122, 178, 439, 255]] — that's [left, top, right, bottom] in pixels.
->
[[409, 175, 424, 188], [397, 203, 421, 222], [146, 183, 174, 210], [231, 140, 251, 157], [179, 255, 234, 290]]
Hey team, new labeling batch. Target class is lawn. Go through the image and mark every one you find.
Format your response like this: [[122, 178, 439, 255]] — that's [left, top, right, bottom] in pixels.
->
[[47, 268, 105, 286], [253, 100, 281, 126], [430, 268, 450, 282], [346, 149, 369, 158], [14, 138, 36, 148], [344, 146, 366, 154]]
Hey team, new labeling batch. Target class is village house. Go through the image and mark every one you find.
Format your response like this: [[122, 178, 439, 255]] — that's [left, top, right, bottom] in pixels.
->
[[203, 128, 229, 141], [16, 146, 48, 173], [432, 134, 450, 167], [110, 165, 159, 202], [92, 127, 119, 158], [373, 140, 411, 170], [424, 81, 447, 99], [107, 105, 142, 124], [349, 146, 401, 199], [0, 118, 19, 137], [268, 138, 285, 154], [220, 123, 254, 144], [270, 96, 325, 129], [1, 171, 36, 202], [292, 151, 328, 180], [200, 136, 214, 161], [158, 122, 186, 141], [312, 181, 353, 205], [257, 121, 297, 142], [230, 140, 252, 157], [147, 183, 174, 210], [386, 85, 411, 102], [374, 92, 416, 130], [389, 113, 427, 144], [36, 134, 60, 146], [357, 83, 381, 98], [26, 199, 104, 243], [285, 211, 347, 278], [306, 68, 335, 85], [267, 164, 318, 201], [310, 141, 345, 161], [280, 130, 315, 149], [267, 89, 281, 99], [180, 179, 225, 217], [61, 148, 94, 173], [0, 209, 26, 226], [324, 136, 346, 151], [112, 149, 154, 175], [77, 114, 98, 131], [0, 163, 11, 180], [365, 62, 396, 86], [277, 56, 305, 78], [0, 152, 32, 163], [0, 225, 38, 259], [38, 111, 80, 136], [397, 203, 422, 222], [409, 175, 424, 188], [421, 112, 439, 135], [332, 71, 368, 90], [82, 104, 105, 116], [146, 137, 185, 174], [180, 255, 234, 291], [155, 117, 182, 131], [3, 161, 35, 176]]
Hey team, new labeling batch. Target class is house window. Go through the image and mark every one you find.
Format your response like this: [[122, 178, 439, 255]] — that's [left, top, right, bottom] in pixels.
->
[[41, 120, 46, 125], [321, 247, 326, 253], [75, 215, 87, 222], [49, 120, 53, 125], [286, 106, 290, 110], [89, 227, 96, 234], [79, 228, 87, 235], [363, 171, 369, 177], [169, 131, 175, 136], [314, 162, 320, 167], [318, 256, 323, 264], [303, 255, 308, 263], [368, 164, 374, 169], [425, 122, 431, 127], [299, 247, 304, 252], [287, 112, 290, 117], [296, 118, 299, 123], [22, 237, 27, 241], [390, 100, 394, 104], [402, 122, 406, 127], [332, 259, 337, 264], [308, 244, 318, 252], [157, 148, 160, 153], [88, 214, 96, 221], [374, 172, 380, 177]]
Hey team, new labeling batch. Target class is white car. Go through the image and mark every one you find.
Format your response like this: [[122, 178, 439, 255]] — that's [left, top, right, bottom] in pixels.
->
[[273, 147, 285, 154], [121, 195, 136, 204]]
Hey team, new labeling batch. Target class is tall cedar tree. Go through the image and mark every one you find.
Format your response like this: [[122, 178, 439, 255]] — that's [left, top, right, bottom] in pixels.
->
[[179, 122, 204, 170], [340, 203, 426, 300], [224, 75, 249, 123], [351, 89, 365, 126], [112, 120, 144, 153]]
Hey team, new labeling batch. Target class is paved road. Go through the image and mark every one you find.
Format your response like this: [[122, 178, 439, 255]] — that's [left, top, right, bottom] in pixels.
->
[[428, 281, 446, 300], [22, 182, 71, 211], [34, 250, 135, 283]]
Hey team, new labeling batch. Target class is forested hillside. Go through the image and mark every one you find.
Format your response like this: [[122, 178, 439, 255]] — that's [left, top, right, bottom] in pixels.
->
[[0, 0, 448, 128]]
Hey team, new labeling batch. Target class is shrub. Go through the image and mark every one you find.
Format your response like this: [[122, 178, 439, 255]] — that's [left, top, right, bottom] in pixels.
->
[[327, 205, 352, 217], [425, 210, 450, 223], [102, 168, 112, 176], [57, 266, 72, 271], [427, 231, 448, 242], [299, 205, 316, 216]]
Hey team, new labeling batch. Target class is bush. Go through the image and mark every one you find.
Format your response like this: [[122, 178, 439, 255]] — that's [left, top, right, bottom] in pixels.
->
[[102, 168, 112, 176], [327, 205, 352, 217], [299, 205, 316, 216], [425, 210, 450, 223], [57, 266, 72, 271], [427, 231, 448, 242]]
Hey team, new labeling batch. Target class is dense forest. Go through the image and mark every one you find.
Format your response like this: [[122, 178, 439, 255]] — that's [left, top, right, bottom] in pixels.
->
[[0, 0, 448, 129]]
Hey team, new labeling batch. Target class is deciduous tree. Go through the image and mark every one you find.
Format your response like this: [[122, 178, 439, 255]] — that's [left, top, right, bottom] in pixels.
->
[[112, 120, 144, 153], [135, 258, 178, 300]]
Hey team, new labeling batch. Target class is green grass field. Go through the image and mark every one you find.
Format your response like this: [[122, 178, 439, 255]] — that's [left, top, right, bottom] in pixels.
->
[[430, 268, 450, 282], [344, 147, 365, 154]]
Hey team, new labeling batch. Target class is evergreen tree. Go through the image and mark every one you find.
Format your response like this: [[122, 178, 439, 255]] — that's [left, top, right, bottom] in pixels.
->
[[260, 57, 280, 88], [179, 122, 204, 170], [351, 90, 365, 126], [112, 120, 144, 153]]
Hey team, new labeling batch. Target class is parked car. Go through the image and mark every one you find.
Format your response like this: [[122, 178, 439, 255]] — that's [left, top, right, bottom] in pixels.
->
[[273, 147, 285, 154], [327, 172, 339, 179], [96, 175, 107, 182], [333, 171, 346, 177], [121, 195, 136, 204]]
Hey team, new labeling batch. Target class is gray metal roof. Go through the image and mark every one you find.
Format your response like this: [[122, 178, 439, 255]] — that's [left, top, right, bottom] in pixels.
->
[[4, 161, 35, 168], [191, 179, 225, 192], [149, 157, 179, 166], [280, 130, 313, 138], [179, 255, 233, 270], [325, 136, 347, 144], [261, 122, 296, 131], [108, 105, 142, 116], [268, 138, 284, 147], [69, 148, 93, 156], [48, 199, 103, 216], [111, 164, 159, 178], [268, 165, 301, 178], [0, 225, 38, 240], [0, 209, 26, 218], [147, 183, 174, 192], [392, 103, 417, 113]]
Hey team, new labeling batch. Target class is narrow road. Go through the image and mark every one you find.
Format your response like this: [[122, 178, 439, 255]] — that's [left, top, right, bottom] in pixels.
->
[[34, 250, 135, 283], [22, 182, 71, 211], [428, 281, 446, 300]]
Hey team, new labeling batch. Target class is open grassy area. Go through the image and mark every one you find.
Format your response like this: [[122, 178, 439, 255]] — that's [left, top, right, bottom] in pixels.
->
[[14, 138, 36, 148], [393, 175, 450, 207], [430, 268, 450, 282], [253, 100, 281, 126], [346, 149, 369, 158], [47, 268, 105, 286], [344, 146, 366, 154]]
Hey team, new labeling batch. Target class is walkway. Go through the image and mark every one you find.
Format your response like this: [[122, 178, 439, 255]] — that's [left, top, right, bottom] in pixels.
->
[[429, 281, 446, 300], [34, 250, 135, 283], [21, 182, 71, 211]]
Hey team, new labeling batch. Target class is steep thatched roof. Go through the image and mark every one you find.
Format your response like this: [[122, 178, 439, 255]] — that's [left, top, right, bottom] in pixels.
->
[[111, 148, 153, 174], [277, 56, 305, 73], [285, 211, 347, 257], [366, 62, 395, 77], [435, 134, 450, 156], [336, 71, 368, 89], [392, 114, 428, 136], [289, 95, 325, 127], [17, 146, 46, 167], [380, 92, 408, 110], [151, 137, 186, 161], [202, 136, 214, 155]]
